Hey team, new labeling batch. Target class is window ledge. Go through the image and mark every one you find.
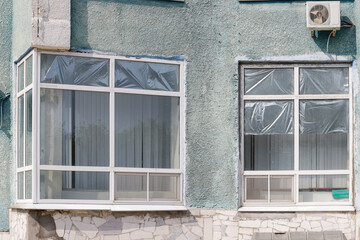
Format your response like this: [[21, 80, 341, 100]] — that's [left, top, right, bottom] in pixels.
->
[[11, 203, 188, 212], [238, 205, 355, 212]]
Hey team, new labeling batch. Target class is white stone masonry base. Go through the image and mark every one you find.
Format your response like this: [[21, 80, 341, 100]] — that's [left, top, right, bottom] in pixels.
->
[[9, 209, 357, 240]]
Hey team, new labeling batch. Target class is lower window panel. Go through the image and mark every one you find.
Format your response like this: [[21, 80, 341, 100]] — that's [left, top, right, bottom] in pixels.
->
[[40, 171, 109, 200]]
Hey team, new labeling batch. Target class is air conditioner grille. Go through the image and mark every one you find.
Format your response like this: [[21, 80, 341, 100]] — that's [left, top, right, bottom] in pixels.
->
[[310, 5, 329, 24]]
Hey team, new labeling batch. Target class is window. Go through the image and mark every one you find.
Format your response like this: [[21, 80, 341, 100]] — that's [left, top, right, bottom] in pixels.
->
[[16, 50, 184, 205], [241, 64, 352, 206]]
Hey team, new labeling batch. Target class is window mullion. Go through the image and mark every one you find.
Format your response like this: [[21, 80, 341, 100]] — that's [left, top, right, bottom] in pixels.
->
[[109, 57, 115, 202], [294, 67, 299, 204]]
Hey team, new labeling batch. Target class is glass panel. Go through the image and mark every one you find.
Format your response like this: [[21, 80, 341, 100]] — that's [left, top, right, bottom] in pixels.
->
[[299, 175, 349, 202], [115, 94, 180, 169], [299, 100, 348, 170], [18, 172, 24, 200], [115, 174, 147, 201], [25, 56, 33, 87], [244, 68, 293, 95], [25, 91, 32, 166], [245, 101, 293, 135], [246, 177, 268, 201], [115, 60, 179, 91], [245, 135, 294, 170], [40, 171, 109, 200], [270, 176, 292, 201], [25, 171, 32, 199], [40, 89, 109, 166], [18, 96, 24, 168], [18, 63, 24, 92], [40, 54, 109, 86], [300, 68, 349, 94], [149, 175, 179, 201]]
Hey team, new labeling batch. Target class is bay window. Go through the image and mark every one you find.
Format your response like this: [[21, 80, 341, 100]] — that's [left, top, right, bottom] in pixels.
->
[[241, 64, 352, 206], [16, 50, 184, 205]]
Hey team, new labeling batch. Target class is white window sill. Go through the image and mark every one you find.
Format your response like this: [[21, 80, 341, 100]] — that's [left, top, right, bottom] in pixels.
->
[[238, 205, 355, 212], [11, 203, 188, 212]]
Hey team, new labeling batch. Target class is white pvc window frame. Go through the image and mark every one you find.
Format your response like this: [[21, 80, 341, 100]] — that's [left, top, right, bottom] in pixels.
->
[[240, 63, 353, 207], [15, 49, 186, 206]]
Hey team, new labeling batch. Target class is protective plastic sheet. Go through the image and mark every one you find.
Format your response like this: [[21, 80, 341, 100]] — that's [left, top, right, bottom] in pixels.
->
[[300, 100, 348, 134], [115, 60, 179, 91], [245, 101, 293, 135], [40, 54, 109, 86], [244, 68, 293, 95], [300, 68, 349, 94]]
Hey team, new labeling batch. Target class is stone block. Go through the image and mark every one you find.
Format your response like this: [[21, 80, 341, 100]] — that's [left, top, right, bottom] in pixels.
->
[[122, 222, 139, 233], [239, 220, 261, 228], [308, 232, 324, 240], [130, 230, 153, 239], [290, 232, 307, 240], [144, 221, 156, 232], [226, 226, 238, 237], [73, 221, 98, 239], [93, 217, 106, 227], [252, 232, 272, 240]]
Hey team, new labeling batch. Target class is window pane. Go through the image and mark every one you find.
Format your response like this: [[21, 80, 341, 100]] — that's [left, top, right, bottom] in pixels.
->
[[17, 172, 24, 200], [18, 96, 24, 168], [246, 177, 268, 201], [25, 171, 32, 199], [115, 174, 147, 201], [244, 68, 293, 95], [300, 68, 349, 94], [245, 135, 294, 170], [299, 175, 349, 202], [149, 175, 179, 201], [270, 176, 292, 201], [40, 171, 109, 200], [115, 60, 179, 91], [25, 91, 32, 166], [40, 54, 109, 86], [115, 94, 180, 168], [40, 89, 110, 166], [245, 101, 293, 135], [25, 56, 33, 87], [18, 63, 24, 92]]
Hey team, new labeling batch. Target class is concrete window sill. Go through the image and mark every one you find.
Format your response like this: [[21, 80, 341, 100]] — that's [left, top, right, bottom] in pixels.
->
[[238, 205, 355, 212]]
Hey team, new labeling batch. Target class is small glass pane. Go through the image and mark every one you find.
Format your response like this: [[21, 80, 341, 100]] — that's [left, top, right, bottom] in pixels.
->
[[299, 175, 349, 202], [270, 176, 292, 201], [244, 68, 293, 95], [40, 54, 109, 86], [115, 174, 146, 201], [25, 91, 32, 166], [40, 89, 110, 166], [18, 63, 24, 92], [18, 96, 24, 168], [25, 56, 33, 87], [246, 177, 268, 201], [40, 171, 109, 200], [149, 175, 179, 201], [115, 60, 179, 91], [25, 171, 32, 199], [300, 68, 349, 94], [17, 172, 24, 200], [115, 94, 180, 169]]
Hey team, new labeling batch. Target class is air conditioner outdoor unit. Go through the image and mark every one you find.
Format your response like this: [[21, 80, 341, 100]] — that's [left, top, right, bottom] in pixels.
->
[[306, 1, 340, 31]]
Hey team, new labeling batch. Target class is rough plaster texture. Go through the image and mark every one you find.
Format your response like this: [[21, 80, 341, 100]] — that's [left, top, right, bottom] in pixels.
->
[[70, 0, 358, 208], [9, 209, 358, 240]]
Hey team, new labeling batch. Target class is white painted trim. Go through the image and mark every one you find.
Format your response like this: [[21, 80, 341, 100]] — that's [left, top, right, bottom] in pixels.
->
[[238, 205, 355, 212]]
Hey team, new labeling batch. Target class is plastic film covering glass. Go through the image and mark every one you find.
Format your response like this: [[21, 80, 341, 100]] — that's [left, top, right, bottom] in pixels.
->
[[300, 68, 349, 94], [245, 101, 293, 135], [25, 171, 32, 199], [25, 56, 33, 87], [299, 175, 349, 202], [40, 171, 109, 200], [115, 60, 179, 91], [18, 172, 24, 200], [40, 54, 109, 86], [25, 91, 32, 166], [40, 89, 110, 166], [115, 174, 147, 201], [18, 63, 24, 92], [299, 100, 348, 134], [149, 175, 179, 201], [115, 94, 180, 169], [246, 177, 268, 201], [270, 176, 292, 201], [244, 68, 293, 95], [18, 96, 24, 168]]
